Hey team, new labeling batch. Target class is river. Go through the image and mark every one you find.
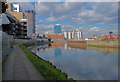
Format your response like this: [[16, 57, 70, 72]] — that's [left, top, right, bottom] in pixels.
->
[[27, 42, 118, 80]]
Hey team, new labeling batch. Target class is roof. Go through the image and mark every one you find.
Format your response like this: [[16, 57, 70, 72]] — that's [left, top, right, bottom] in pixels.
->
[[0, 13, 10, 25], [25, 10, 33, 13], [5, 12, 21, 24], [88, 37, 96, 39]]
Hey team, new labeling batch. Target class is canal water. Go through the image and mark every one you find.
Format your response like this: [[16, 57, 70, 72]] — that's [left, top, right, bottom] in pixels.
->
[[28, 42, 118, 80]]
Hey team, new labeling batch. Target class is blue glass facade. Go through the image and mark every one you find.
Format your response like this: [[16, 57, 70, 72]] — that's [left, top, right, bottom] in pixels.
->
[[54, 48, 62, 56], [54, 25, 61, 34]]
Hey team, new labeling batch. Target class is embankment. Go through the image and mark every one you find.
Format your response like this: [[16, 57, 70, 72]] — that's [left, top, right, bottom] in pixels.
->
[[87, 40, 120, 48]]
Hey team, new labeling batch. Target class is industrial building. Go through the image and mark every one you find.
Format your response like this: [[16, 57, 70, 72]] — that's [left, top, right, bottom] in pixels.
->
[[64, 30, 82, 40], [49, 34, 64, 40]]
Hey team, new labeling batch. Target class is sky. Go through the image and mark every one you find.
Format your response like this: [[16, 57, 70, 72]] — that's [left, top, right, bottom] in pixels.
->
[[7, 0, 119, 37]]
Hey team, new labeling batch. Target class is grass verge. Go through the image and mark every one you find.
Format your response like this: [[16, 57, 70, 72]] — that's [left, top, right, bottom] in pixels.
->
[[19, 44, 74, 81], [14, 43, 18, 45], [87, 44, 106, 48]]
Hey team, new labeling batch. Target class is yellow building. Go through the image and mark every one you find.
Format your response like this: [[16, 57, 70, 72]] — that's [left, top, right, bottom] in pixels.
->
[[6, 3, 24, 22]]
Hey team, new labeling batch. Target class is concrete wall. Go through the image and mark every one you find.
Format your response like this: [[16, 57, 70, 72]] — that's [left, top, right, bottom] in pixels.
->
[[2, 31, 14, 60], [27, 20, 33, 37], [0, 31, 2, 62]]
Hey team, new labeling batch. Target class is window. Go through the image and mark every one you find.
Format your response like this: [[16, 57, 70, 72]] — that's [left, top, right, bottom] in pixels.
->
[[14, 7, 17, 10], [7, 6, 9, 9], [13, 7, 17, 12], [6, 10, 9, 12]]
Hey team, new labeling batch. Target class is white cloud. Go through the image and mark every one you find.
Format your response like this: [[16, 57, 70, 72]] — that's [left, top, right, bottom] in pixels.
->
[[35, 2, 118, 25], [35, 2, 83, 17], [7, 0, 59, 2], [35, 24, 118, 38], [9, 2, 118, 37], [79, 27, 83, 30], [62, 25, 75, 31], [39, 19, 44, 23], [65, 0, 119, 2], [14, 2, 118, 25], [36, 24, 54, 34], [46, 17, 57, 22], [89, 27, 100, 31], [45, 16, 65, 22], [7, 0, 119, 2]]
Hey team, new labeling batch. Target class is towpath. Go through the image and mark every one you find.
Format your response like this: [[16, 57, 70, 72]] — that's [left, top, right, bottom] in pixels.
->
[[3, 44, 45, 80]]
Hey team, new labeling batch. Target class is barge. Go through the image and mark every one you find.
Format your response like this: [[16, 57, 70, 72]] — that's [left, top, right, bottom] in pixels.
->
[[67, 40, 87, 49]]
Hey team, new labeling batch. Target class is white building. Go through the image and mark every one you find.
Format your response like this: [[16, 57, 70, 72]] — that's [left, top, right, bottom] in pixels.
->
[[64, 32, 68, 39], [68, 32, 72, 39], [71, 31, 74, 39], [76, 31, 82, 39], [64, 30, 82, 40], [85, 38, 96, 41], [12, 4, 20, 12]]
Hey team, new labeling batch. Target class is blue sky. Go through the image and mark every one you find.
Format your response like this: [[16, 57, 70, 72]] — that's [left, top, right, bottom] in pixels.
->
[[13, 1, 118, 37]]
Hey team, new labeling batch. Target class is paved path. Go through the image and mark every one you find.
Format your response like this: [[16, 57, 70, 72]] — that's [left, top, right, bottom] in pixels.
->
[[3, 45, 45, 80]]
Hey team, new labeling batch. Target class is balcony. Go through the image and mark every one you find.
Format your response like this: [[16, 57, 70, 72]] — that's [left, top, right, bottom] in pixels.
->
[[21, 23, 27, 27], [23, 28, 27, 31], [21, 19, 27, 22], [23, 32, 27, 34]]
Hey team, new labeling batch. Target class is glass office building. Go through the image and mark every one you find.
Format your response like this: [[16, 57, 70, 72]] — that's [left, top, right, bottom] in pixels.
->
[[54, 24, 61, 34]]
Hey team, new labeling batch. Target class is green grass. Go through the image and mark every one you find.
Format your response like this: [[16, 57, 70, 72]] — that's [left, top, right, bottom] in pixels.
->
[[14, 43, 18, 45], [19, 44, 74, 81], [87, 44, 106, 48]]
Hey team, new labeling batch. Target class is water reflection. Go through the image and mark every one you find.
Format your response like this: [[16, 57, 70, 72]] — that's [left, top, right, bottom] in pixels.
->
[[87, 47, 118, 55], [29, 42, 118, 80], [54, 48, 62, 57]]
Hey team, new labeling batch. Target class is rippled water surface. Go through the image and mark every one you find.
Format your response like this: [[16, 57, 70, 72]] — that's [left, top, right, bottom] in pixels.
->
[[28, 43, 118, 80]]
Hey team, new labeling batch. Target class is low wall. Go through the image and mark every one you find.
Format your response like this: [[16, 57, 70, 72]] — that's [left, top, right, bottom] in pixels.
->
[[15, 39, 37, 44]]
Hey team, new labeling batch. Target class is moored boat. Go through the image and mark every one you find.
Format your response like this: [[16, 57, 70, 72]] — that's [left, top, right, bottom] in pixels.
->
[[67, 40, 87, 49]]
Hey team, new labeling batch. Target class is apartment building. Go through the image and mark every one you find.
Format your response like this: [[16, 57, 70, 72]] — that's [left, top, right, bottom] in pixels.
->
[[64, 30, 82, 40], [6, 3, 33, 38]]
